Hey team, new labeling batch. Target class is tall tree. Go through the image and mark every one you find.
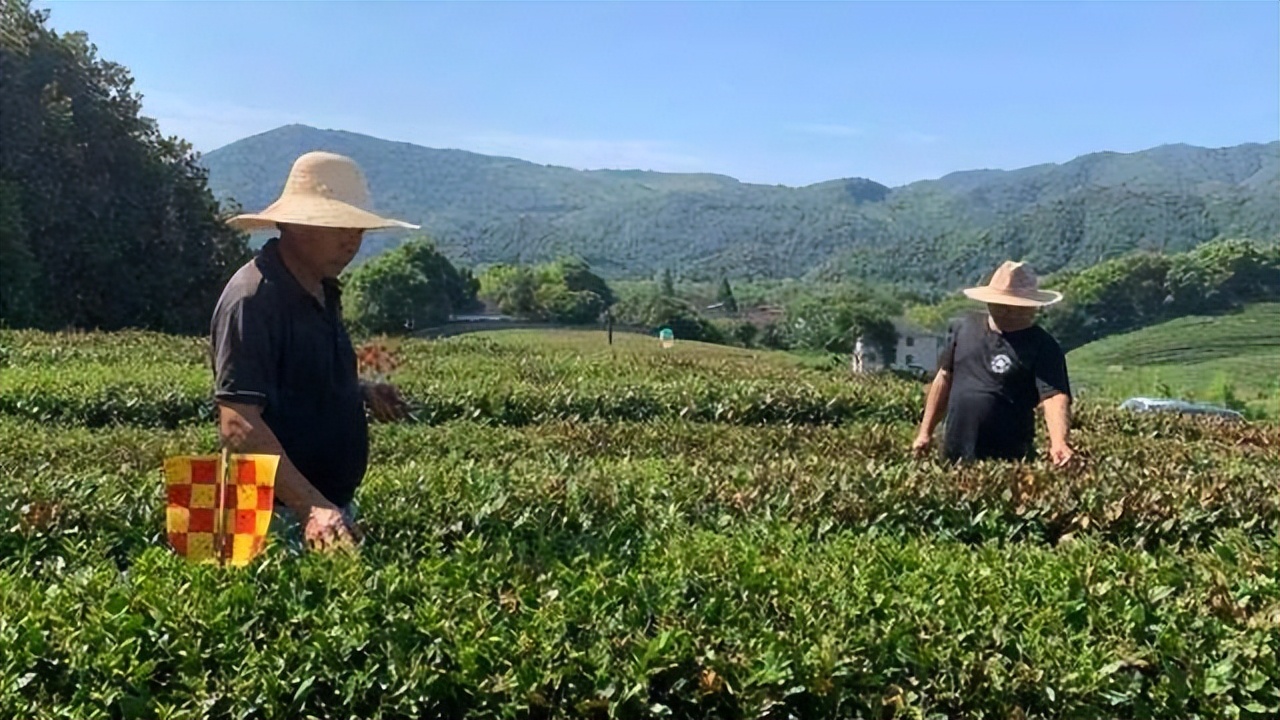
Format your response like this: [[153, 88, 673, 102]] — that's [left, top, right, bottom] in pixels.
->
[[716, 277, 738, 314], [0, 0, 250, 332]]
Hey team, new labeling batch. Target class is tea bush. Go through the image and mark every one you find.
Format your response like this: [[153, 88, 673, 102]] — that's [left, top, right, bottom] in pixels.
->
[[1, 329, 1277, 718]]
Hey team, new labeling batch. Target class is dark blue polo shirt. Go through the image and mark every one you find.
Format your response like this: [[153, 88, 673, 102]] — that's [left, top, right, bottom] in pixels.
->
[[209, 238, 368, 508]]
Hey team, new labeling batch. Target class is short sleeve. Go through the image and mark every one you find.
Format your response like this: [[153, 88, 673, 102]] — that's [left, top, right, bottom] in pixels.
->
[[1034, 331, 1071, 401], [210, 294, 279, 407], [937, 318, 962, 373]]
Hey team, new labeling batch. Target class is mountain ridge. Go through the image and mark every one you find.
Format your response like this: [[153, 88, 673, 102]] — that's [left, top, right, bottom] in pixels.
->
[[202, 125, 1280, 289]]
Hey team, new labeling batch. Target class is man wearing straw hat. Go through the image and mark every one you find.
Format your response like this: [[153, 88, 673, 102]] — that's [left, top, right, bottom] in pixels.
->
[[911, 260, 1075, 466], [210, 151, 417, 551]]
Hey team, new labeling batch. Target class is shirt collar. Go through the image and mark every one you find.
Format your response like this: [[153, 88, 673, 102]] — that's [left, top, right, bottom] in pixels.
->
[[257, 238, 343, 312]]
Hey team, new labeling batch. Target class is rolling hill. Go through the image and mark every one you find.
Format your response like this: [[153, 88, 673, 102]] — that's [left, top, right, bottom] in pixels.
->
[[1067, 303, 1280, 419], [202, 125, 1280, 290]]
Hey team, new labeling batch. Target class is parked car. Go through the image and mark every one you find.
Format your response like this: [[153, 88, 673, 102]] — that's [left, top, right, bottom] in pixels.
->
[[1118, 397, 1245, 422]]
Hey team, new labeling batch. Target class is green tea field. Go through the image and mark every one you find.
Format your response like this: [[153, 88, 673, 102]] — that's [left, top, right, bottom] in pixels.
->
[[1, 329, 1277, 719], [1068, 303, 1280, 420]]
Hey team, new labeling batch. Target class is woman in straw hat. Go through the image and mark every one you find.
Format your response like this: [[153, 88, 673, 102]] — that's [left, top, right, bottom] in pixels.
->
[[912, 260, 1075, 466], [210, 151, 418, 551]]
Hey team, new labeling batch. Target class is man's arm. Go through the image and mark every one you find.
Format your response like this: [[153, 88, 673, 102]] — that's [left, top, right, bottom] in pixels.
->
[[1032, 330, 1074, 467], [218, 401, 356, 546], [914, 318, 963, 455], [218, 401, 330, 510], [913, 369, 952, 455], [1041, 392, 1073, 466]]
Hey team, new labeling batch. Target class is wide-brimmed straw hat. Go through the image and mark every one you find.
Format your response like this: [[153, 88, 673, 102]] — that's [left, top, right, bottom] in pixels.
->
[[962, 260, 1063, 307], [226, 151, 419, 232]]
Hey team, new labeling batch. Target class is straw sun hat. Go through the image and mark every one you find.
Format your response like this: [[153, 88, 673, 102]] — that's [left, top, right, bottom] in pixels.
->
[[226, 151, 419, 232], [962, 261, 1063, 307]]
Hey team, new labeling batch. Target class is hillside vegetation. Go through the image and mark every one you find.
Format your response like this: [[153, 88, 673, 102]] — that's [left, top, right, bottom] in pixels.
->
[[204, 125, 1280, 288], [1068, 303, 1280, 419]]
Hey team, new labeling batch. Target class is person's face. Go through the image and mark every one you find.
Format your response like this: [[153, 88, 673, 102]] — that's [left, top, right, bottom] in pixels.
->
[[290, 226, 365, 278], [987, 303, 1037, 328]]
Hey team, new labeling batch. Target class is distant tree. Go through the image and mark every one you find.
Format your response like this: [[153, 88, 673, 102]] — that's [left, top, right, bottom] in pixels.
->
[[903, 294, 972, 333], [730, 321, 757, 347], [535, 283, 606, 324], [343, 238, 473, 335], [557, 257, 616, 307], [660, 268, 676, 297], [0, 180, 37, 326], [1166, 239, 1280, 314], [614, 288, 724, 344], [784, 288, 899, 361], [482, 265, 540, 318], [479, 257, 614, 324], [758, 322, 787, 350], [717, 277, 739, 314], [1034, 238, 1280, 350]]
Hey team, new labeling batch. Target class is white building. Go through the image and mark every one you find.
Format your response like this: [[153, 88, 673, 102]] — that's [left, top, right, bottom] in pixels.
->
[[853, 320, 946, 375]]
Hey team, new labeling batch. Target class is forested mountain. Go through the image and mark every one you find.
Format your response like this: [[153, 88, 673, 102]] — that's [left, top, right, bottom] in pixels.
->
[[203, 125, 1279, 290]]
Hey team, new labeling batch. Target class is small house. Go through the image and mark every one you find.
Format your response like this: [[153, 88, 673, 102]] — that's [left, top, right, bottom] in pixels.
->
[[853, 320, 946, 375]]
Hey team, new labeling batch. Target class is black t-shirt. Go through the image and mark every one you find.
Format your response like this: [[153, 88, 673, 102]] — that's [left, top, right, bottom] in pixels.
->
[[938, 312, 1070, 461], [209, 239, 369, 507]]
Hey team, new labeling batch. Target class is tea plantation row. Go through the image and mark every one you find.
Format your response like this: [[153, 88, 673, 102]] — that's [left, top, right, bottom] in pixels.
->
[[1, 329, 1276, 718]]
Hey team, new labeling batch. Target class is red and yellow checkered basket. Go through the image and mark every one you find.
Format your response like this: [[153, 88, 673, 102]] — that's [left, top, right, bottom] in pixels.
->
[[162, 450, 280, 567]]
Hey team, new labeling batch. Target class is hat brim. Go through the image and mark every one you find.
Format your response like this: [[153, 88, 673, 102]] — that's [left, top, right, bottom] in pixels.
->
[[226, 196, 419, 232], [962, 287, 1063, 307]]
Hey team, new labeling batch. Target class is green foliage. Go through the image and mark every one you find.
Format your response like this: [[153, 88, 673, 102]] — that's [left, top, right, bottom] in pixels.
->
[[0, 1, 251, 332], [613, 290, 725, 344], [0, 329, 920, 428], [342, 238, 477, 335], [2, 327, 1280, 718], [0, 180, 37, 326], [481, 258, 613, 324], [727, 320, 757, 347], [0, 329, 213, 426], [206, 126, 1279, 285], [480, 264, 539, 317], [904, 293, 975, 333], [1165, 238, 1280, 314], [1208, 372, 1246, 414], [1037, 239, 1280, 351], [615, 280, 910, 354], [558, 257, 616, 307], [533, 283, 605, 325], [757, 322, 788, 350], [716, 277, 739, 313], [782, 287, 901, 358], [1067, 303, 1280, 419]]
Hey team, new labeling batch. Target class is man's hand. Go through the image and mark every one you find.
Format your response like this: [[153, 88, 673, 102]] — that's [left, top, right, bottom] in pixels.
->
[[911, 432, 934, 457], [913, 369, 951, 459], [1041, 392, 1073, 467], [1049, 442, 1075, 467], [303, 504, 362, 551], [363, 382, 410, 422]]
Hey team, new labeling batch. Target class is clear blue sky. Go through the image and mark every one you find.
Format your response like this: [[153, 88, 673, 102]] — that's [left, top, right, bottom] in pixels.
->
[[38, 0, 1280, 187]]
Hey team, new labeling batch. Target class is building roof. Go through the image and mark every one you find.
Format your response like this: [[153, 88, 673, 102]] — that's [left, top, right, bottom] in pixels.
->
[[892, 318, 943, 337]]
